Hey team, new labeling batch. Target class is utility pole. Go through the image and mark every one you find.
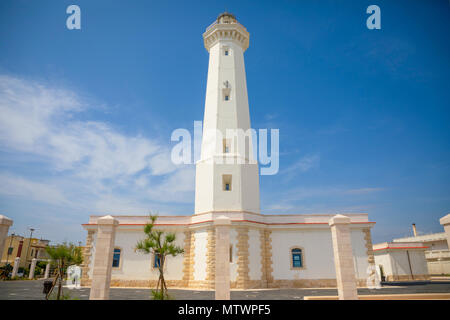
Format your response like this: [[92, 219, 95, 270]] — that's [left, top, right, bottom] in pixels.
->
[[24, 227, 35, 272]]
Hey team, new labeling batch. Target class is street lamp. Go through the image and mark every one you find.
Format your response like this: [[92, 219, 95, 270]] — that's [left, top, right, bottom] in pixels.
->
[[24, 227, 35, 271]]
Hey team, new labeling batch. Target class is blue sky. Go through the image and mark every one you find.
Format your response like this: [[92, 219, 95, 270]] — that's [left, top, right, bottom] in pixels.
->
[[0, 0, 449, 244]]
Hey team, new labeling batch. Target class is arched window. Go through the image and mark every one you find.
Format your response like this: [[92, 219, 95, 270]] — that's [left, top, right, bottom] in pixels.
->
[[112, 248, 121, 268], [291, 248, 303, 268]]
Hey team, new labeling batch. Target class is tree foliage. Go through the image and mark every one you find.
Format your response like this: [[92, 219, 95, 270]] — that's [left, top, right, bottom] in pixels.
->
[[0, 263, 13, 280], [135, 214, 184, 300]]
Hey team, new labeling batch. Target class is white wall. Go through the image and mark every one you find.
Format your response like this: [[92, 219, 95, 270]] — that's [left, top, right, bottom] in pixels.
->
[[111, 229, 185, 281], [374, 252, 393, 277], [428, 260, 450, 275], [88, 225, 372, 284], [375, 250, 428, 277], [271, 229, 335, 279], [351, 229, 370, 280], [193, 229, 208, 281], [271, 228, 369, 280]]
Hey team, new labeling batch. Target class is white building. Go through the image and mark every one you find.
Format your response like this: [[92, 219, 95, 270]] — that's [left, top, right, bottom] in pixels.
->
[[373, 242, 429, 281], [392, 228, 450, 275], [81, 13, 375, 289]]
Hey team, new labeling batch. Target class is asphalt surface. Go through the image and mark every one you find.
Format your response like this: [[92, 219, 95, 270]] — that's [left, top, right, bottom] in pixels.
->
[[1, 279, 450, 300]]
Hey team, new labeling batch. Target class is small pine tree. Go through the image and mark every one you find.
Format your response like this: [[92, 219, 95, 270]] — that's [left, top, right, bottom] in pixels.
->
[[135, 214, 184, 300], [45, 242, 83, 300]]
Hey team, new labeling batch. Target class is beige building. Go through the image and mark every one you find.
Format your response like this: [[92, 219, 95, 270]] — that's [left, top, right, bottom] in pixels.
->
[[1, 235, 50, 269]]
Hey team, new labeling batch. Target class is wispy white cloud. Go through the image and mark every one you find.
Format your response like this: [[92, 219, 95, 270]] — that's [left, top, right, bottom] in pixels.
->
[[344, 187, 384, 195], [282, 154, 320, 175], [263, 186, 383, 214], [0, 75, 194, 219], [0, 173, 70, 206]]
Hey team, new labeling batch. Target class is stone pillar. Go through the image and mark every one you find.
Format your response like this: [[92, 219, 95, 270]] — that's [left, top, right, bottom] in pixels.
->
[[11, 257, 20, 278], [214, 216, 231, 300], [329, 214, 358, 300], [439, 214, 450, 249], [29, 258, 37, 279], [44, 262, 51, 279], [89, 215, 118, 300], [0, 215, 13, 260]]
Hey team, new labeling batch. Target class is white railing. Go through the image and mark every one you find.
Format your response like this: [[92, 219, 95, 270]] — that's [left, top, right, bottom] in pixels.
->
[[205, 21, 246, 32], [425, 250, 450, 260]]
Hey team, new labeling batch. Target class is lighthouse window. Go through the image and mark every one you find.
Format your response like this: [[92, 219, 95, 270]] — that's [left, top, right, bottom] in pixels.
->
[[222, 175, 232, 191], [225, 95, 229, 101], [223, 139, 231, 153]]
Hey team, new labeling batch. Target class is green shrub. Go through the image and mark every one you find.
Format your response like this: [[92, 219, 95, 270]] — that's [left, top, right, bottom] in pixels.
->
[[151, 289, 173, 300]]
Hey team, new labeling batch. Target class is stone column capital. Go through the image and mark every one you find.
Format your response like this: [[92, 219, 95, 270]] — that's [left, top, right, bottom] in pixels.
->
[[440, 214, 450, 250], [214, 215, 231, 226], [0, 214, 13, 227], [329, 214, 351, 226], [97, 215, 119, 226], [439, 214, 450, 226]]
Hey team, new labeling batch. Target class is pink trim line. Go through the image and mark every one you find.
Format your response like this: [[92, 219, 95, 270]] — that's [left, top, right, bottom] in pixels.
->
[[82, 220, 376, 227], [373, 246, 429, 251]]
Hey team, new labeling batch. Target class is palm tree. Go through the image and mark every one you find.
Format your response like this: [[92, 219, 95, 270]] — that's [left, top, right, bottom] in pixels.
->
[[135, 214, 184, 300], [45, 242, 83, 300]]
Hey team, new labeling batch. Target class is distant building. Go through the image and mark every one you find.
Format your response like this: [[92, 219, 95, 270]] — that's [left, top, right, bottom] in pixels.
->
[[373, 242, 429, 281], [393, 231, 450, 275], [0, 235, 50, 269]]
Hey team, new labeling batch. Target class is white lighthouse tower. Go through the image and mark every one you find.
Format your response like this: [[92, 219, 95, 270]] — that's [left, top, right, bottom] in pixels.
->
[[194, 13, 260, 215]]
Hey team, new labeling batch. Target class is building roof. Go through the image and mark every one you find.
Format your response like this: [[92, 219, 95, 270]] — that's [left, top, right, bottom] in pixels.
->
[[82, 212, 375, 230], [392, 232, 446, 243], [373, 241, 428, 252], [217, 12, 236, 21]]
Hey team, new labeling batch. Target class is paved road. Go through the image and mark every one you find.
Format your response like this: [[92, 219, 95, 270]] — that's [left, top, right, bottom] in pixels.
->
[[1, 279, 450, 300]]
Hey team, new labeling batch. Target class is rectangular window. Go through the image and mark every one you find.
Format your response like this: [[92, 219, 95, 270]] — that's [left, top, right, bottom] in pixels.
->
[[225, 50, 229, 56], [225, 95, 229, 101], [154, 254, 161, 268], [7, 247, 13, 255], [223, 139, 230, 153], [292, 254, 302, 268], [222, 174, 232, 191], [112, 248, 121, 268], [291, 248, 303, 268]]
